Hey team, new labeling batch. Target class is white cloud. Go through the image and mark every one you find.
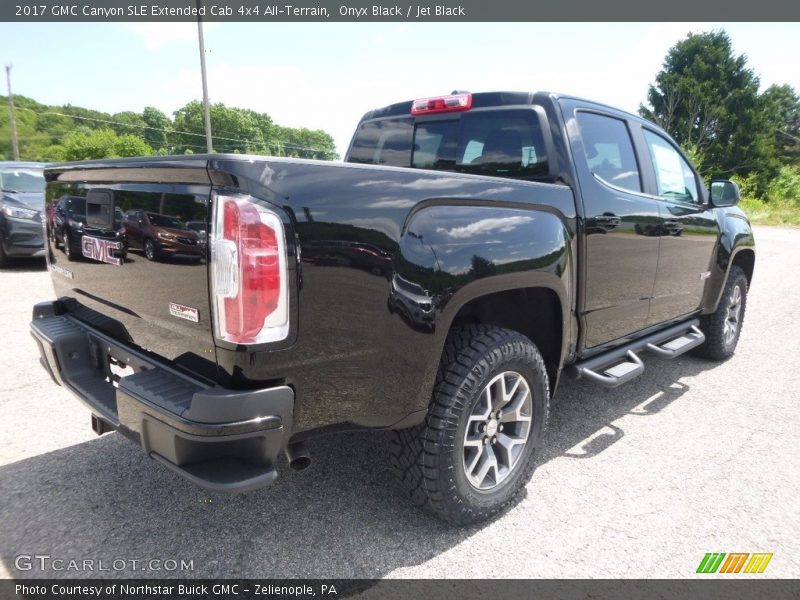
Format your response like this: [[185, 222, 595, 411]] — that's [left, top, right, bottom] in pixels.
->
[[367, 199, 416, 209], [436, 216, 534, 239], [166, 61, 409, 157], [119, 22, 799, 159], [126, 23, 218, 51]]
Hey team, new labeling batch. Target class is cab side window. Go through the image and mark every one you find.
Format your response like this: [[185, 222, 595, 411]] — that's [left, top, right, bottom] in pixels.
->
[[643, 130, 700, 203], [576, 112, 642, 193]]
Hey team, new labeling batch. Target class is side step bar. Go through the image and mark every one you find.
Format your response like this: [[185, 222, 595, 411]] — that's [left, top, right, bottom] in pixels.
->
[[645, 325, 705, 358], [568, 319, 706, 388]]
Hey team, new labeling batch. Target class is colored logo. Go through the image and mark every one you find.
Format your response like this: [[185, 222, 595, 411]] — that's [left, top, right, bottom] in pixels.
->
[[696, 553, 773, 574], [82, 235, 123, 266]]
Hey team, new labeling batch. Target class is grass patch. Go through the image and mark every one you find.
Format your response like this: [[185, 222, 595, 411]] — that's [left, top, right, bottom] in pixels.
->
[[739, 197, 800, 227]]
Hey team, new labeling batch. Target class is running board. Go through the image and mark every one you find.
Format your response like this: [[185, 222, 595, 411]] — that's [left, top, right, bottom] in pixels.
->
[[645, 325, 705, 358], [569, 319, 704, 388], [579, 350, 644, 388]]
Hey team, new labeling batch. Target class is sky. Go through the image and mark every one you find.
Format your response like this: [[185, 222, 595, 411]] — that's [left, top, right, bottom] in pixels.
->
[[1, 22, 798, 157]]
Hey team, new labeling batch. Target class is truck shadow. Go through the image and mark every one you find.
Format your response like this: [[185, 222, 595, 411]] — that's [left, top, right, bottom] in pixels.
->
[[0, 353, 718, 580], [538, 353, 706, 463]]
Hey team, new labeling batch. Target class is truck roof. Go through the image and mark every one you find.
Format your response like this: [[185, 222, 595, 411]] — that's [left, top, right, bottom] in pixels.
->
[[359, 90, 649, 126]]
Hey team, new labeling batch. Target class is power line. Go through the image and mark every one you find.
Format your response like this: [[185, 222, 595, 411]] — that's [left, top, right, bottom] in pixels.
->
[[13, 130, 321, 159], [15, 130, 272, 152], [13, 133, 218, 152], [13, 132, 300, 156], [14, 106, 335, 154]]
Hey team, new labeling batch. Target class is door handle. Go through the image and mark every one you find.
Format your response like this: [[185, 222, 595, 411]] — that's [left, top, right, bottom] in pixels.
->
[[588, 213, 621, 231]]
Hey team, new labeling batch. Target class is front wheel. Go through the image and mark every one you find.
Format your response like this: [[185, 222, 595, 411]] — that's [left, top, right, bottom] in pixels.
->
[[693, 265, 749, 360], [391, 324, 549, 525], [144, 238, 159, 261], [63, 231, 78, 261]]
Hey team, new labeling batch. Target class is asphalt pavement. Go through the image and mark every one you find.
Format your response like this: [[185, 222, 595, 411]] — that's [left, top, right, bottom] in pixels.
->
[[0, 226, 798, 579]]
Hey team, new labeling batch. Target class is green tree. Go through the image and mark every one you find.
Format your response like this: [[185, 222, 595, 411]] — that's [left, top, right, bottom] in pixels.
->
[[58, 128, 152, 161], [0, 95, 55, 160], [639, 31, 775, 185], [141, 106, 172, 152], [113, 133, 153, 158], [171, 100, 337, 159], [111, 111, 147, 137], [760, 84, 800, 165], [1, 93, 338, 163], [172, 101, 268, 154], [273, 125, 338, 160], [469, 255, 496, 278]]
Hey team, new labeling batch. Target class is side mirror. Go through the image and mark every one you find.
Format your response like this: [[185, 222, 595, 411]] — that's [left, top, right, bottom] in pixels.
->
[[709, 179, 740, 207]]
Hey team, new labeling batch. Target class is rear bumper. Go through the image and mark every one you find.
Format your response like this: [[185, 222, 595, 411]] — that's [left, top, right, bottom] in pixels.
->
[[30, 300, 294, 493]]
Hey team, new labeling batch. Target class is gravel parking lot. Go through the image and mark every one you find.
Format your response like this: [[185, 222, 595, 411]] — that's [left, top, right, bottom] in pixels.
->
[[0, 226, 798, 580]]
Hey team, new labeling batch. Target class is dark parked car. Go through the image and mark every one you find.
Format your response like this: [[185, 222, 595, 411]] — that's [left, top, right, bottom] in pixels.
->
[[51, 195, 86, 260], [51, 195, 127, 262], [122, 210, 202, 261], [32, 91, 754, 525], [0, 161, 45, 266]]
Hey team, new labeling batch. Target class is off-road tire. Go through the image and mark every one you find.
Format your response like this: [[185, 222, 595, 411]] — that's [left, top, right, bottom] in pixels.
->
[[694, 265, 749, 360], [391, 324, 549, 525]]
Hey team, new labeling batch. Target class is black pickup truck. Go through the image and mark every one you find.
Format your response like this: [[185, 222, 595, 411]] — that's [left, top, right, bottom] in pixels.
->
[[31, 92, 754, 524]]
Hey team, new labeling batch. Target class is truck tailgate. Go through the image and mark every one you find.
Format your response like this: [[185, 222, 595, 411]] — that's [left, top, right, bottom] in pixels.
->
[[44, 161, 217, 381]]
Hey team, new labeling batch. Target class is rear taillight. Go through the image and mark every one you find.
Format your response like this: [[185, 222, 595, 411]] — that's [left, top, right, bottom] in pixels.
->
[[411, 93, 472, 115], [210, 194, 289, 344]]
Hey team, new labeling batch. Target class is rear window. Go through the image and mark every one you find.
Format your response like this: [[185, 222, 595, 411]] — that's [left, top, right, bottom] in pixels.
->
[[348, 109, 549, 180], [67, 197, 86, 213]]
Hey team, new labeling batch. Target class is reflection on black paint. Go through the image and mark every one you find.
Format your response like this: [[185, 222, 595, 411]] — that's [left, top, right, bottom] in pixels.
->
[[45, 174, 216, 378], [388, 273, 436, 332], [46, 157, 576, 434], [122, 210, 204, 262]]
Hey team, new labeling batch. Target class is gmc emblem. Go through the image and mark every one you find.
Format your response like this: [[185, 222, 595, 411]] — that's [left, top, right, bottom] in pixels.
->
[[81, 235, 123, 266]]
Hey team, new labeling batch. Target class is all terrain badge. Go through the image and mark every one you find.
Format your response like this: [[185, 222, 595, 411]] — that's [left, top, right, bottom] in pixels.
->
[[169, 302, 199, 323]]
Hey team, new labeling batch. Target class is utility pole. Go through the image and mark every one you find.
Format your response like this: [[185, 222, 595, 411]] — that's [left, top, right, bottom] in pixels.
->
[[5, 64, 20, 161], [196, 1, 213, 153]]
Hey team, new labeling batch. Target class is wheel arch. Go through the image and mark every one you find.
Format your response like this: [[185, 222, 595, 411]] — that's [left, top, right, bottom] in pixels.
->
[[436, 274, 569, 392], [398, 199, 576, 425], [732, 248, 755, 286], [702, 209, 755, 314], [705, 246, 756, 313]]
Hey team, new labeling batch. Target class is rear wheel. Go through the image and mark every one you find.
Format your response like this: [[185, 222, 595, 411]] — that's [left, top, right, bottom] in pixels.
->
[[694, 265, 749, 360], [391, 324, 549, 525]]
